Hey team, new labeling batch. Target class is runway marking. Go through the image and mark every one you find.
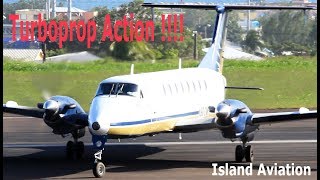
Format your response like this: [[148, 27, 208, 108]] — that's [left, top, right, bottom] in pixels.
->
[[3, 140, 317, 148]]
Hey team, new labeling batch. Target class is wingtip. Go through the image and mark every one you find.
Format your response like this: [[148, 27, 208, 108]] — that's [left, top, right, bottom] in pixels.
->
[[299, 107, 310, 113], [5, 101, 18, 108]]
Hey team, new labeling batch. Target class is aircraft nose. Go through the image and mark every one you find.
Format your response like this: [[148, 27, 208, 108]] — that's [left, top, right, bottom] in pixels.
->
[[88, 96, 110, 135], [89, 116, 109, 135]]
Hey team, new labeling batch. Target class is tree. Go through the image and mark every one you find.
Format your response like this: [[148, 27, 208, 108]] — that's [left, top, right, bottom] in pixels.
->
[[3, 0, 46, 23], [151, 21, 204, 59], [226, 12, 244, 44], [183, 10, 244, 44], [110, 41, 155, 61], [307, 16, 317, 55], [109, 0, 151, 21], [259, 11, 316, 55], [184, 9, 216, 29], [241, 30, 262, 53]]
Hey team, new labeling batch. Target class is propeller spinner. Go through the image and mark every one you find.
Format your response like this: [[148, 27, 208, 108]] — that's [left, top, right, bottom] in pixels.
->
[[43, 100, 59, 114], [216, 102, 232, 119]]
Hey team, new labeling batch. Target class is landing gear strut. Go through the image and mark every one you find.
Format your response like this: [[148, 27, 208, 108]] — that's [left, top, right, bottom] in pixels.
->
[[235, 139, 254, 162], [66, 130, 85, 160]]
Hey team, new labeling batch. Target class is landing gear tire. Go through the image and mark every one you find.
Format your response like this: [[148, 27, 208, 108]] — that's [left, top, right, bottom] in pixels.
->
[[235, 145, 244, 162], [93, 161, 105, 178], [66, 141, 74, 160], [66, 141, 84, 160], [245, 145, 254, 162], [75, 141, 85, 159]]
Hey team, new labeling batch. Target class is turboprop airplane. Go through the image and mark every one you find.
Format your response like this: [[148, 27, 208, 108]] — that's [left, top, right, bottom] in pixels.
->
[[3, 3, 317, 178]]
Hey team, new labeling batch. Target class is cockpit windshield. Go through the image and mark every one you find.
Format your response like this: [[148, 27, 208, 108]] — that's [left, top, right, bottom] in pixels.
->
[[96, 83, 139, 97]]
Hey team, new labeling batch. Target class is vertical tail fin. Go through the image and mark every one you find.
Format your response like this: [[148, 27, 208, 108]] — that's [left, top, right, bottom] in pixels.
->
[[198, 6, 229, 73]]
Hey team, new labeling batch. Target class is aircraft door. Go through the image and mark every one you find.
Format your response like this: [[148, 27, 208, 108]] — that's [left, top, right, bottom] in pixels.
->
[[137, 89, 155, 121]]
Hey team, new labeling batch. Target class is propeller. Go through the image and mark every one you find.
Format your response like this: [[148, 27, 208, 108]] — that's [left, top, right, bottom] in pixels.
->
[[42, 89, 52, 100], [37, 89, 52, 109]]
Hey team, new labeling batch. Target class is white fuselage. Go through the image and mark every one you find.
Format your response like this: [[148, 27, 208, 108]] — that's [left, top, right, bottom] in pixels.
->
[[88, 68, 226, 136]]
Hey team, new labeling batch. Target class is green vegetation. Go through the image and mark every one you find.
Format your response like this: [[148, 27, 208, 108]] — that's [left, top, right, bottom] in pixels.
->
[[259, 11, 317, 56], [3, 0, 47, 24], [3, 56, 316, 111], [241, 30, 263, 54]]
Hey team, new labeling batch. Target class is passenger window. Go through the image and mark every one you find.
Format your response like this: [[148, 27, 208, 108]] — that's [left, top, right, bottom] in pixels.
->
[[168, 84, 172, 95], [203, 80, 208, 90], [186, 81, 190, 93], [192, 81, 196, 92], [174, 83, 179, 94], [180, 82, 184, 93], [198, 80, 202, 91], [163, 85, 167, 96]]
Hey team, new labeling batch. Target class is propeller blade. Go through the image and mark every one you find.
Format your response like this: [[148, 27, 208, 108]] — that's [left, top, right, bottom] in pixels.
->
[[42, 90, 52, 100]]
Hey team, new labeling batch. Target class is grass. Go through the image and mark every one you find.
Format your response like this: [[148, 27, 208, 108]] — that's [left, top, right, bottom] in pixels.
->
[[3, 57, 200, 73], [3, 56, 317, 111]]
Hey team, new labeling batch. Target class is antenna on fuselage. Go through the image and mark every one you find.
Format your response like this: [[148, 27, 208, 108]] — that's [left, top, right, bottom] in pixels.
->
[[179, 58, 182, 69], [130, 64, 134, 75]]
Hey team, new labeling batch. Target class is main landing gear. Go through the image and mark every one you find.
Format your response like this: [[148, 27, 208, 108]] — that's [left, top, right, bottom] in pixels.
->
[[66, 141, 84, 160], [66, 130, 85, 160], [235, 138, 254, 162]]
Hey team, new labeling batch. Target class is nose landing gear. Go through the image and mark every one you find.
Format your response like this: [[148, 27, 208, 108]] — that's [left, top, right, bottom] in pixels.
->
[[93, 149, 105, 178], [91, 135, 107, 178]]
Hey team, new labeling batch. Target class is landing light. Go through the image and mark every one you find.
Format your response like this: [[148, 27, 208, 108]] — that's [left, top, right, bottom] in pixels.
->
[[96, 141, 102, 147]]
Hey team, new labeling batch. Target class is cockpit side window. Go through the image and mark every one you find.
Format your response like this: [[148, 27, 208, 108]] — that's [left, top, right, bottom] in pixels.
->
[[117, 83, 138, 96], [96, 83, 138, 97]]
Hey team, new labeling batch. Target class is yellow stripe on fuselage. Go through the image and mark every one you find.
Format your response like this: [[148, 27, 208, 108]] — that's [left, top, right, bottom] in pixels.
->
[[108, 114, 200, 136]]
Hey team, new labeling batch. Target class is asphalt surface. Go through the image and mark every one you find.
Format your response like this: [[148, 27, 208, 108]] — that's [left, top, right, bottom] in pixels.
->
[[3, 111, 317, 180]]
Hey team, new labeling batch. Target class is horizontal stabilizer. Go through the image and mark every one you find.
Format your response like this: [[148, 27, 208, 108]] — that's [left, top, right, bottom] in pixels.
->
[[142, 3, 316, 10], [225, 86, 264, 90]]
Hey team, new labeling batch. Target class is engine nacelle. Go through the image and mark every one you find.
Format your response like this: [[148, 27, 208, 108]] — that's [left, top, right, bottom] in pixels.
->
[[214, 99, 253, 139], [40, 96, 87, 135]]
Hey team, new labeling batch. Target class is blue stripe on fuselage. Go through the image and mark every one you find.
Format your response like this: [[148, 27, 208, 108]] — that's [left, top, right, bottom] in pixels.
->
[[110, 111, 199, 126]]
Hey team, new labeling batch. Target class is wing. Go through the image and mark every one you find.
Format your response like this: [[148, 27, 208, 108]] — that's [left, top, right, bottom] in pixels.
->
[[3, 103, 44, 118], [251, 109, 317, 125]]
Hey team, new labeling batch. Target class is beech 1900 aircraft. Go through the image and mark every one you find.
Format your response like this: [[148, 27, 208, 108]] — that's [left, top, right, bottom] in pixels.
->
[[3, 3, 317, 178]]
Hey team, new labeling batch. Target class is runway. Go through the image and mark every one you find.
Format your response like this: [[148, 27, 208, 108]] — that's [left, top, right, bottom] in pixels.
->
[[3, 112, 317, 179]]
